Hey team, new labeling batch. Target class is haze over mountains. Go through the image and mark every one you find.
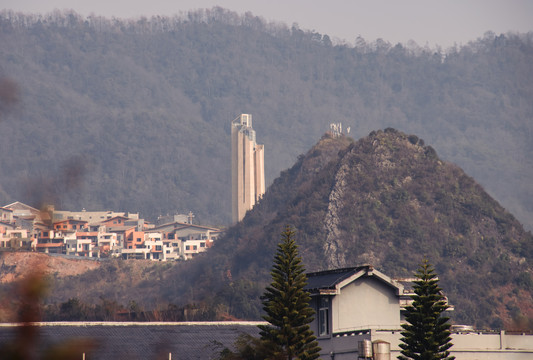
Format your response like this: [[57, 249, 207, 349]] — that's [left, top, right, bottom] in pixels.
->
[[37, 130, 533, 330], [0, 8, 532, 231]]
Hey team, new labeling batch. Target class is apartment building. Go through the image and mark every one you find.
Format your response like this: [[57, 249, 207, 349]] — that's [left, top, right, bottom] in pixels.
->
[[0, 202, 221, 261]]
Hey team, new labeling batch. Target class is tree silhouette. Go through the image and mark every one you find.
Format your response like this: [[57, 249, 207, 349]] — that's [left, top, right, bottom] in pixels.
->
[[399, 260, 455, 360], [258, 226, 320, 360]]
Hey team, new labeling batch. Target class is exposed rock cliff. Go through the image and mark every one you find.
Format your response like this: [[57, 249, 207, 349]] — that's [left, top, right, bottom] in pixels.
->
[[323, 159, 349, 268], [32, 130, 533, 330]]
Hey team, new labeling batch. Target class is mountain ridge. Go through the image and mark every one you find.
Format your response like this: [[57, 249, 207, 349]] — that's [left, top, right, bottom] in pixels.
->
[[30, 129, 533, 330], [202, 129, 533, 329], [0, 9, 532, 230]]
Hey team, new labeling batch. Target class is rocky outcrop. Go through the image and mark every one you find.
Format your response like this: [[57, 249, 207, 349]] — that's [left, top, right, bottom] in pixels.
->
[[323, 159, 349, 268]]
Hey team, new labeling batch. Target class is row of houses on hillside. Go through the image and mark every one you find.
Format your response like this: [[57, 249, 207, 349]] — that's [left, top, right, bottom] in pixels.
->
[[0, 201, 222, 261]]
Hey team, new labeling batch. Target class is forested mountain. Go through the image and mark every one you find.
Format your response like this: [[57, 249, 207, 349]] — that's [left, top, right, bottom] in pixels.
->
[[42, 130, 532, 330], [0, 9, 532, 229], [177, 130, 532, 330]]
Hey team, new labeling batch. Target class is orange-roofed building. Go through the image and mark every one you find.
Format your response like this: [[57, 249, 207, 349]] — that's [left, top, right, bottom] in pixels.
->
[[53, 219, 88, 233]]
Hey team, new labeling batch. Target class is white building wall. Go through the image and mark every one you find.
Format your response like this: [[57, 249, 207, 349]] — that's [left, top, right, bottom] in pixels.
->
[[370, 330, 533, 360], [97, 232, 118, 247], [333, 277, 401, 332], [506, 333, 533, 349], [318, 330, 533, 360], [254, 143, 265, 202]]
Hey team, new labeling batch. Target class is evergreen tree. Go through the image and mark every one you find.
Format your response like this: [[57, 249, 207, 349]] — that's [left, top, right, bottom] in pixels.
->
[[217, 334, 284, 360], [399, 260, 455, 360], [258, 226, 321, 360]]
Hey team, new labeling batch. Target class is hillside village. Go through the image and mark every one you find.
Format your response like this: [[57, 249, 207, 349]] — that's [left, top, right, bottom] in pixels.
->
[[0, 201, 221, 261]]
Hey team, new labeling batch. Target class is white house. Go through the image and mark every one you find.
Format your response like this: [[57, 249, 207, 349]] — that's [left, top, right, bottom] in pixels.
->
[[305, 265, 533, 360]]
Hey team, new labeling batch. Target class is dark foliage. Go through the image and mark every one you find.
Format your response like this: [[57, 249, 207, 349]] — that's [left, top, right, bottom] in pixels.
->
[[217, 334, 285, 360], [399, 260, 455, 360], [258, 226, 320, 360], [0, 10, 532, 231], [34, 131, 533, 330]]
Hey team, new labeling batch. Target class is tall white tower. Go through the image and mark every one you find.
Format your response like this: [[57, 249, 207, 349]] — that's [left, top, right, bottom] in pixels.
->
[[231, 114, 265, 223]]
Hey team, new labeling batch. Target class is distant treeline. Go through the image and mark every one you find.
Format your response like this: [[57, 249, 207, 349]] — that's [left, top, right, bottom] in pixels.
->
[[0, 9, 532, 230]]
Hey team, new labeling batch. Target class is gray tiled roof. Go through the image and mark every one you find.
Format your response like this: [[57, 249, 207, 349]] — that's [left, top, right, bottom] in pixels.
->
[[305, 266, 370, 292], [0, 322, 264, 360]]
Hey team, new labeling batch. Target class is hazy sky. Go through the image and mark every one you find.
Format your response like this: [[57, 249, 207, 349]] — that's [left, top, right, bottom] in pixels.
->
[[2, 0, 532, 48]]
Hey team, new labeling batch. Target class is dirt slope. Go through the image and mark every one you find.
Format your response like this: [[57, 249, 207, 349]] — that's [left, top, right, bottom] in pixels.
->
[[0, 251, 100, 283]]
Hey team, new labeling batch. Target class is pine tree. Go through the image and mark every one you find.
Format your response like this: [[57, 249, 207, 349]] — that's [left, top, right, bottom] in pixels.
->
[[258, 226, 321, 360], [217, 334, 281, 360], [399, 260, 455, 360]]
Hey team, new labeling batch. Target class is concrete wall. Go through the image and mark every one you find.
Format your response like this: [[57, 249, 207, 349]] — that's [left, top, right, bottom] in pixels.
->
[[372, 330, 533, 360], [231, 114, 263, 223], [231, 119, 243, 223], [254, 143, 265, 202], [318, 330, 533, 360], [506, 333, 533, 349], [243, 129, 256, 214], [317, 333, 371, 360]]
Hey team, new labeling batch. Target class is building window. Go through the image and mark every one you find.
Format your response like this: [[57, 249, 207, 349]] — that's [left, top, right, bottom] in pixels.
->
[[200, 242, 205, 248], [318, 297, 330, 336], [186, 245, 190, 250]]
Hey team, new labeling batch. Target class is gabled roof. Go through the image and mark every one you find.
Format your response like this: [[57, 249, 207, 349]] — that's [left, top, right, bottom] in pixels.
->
[[102, 216, 130, 223], [53, 219, 88, 225], [174, 224, 220, 232], [150, 222, 220, 232], [305, 265, 404, 296], [33, 223, 51, 231], [106, 225, 137, 232], [3, 201, 40, 213]]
